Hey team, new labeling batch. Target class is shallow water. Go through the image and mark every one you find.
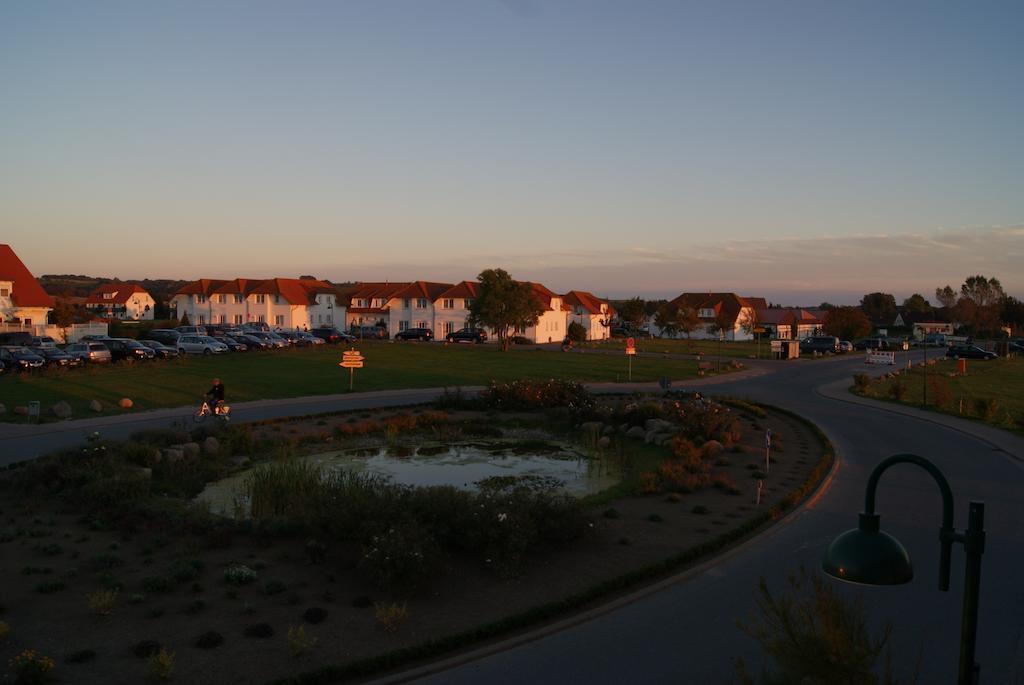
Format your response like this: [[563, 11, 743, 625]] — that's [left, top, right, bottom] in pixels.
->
[[196, 443, 618, 516]]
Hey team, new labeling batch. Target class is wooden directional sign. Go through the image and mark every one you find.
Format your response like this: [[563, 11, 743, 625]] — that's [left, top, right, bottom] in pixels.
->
[[340, 360, 364, 368], [340, 350, 365, 390]]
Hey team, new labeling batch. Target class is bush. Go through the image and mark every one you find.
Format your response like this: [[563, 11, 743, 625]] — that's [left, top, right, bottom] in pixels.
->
[[374, 602, 408, 633], [852, 373, 871, 392], [9, 650, 55, 685], [193, 631, 223, 649], [87, 589, 118, 616], [147, 648, 175, 681], [975, 397, 999, 422], [287, 625, 317, 657], [0, 620, 8, 641], [479, 379, 595, 412], [359, 521, 440, 594], [244, 623, 275, 638], [566, 321, 587, 343], [302, 607, 328, 624], [888, 380, 908, 401], [928, 376, 953, 409], [223, 564, 258, 586], [263, 579, 287, 596], [132, 640, 163, 658]]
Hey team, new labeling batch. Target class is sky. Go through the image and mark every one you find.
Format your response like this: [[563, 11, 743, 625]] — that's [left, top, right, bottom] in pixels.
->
[[2, 0, 1022, 305]]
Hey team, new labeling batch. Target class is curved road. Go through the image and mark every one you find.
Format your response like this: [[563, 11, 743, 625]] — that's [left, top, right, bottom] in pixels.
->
[[2, 357, 1022, 682]]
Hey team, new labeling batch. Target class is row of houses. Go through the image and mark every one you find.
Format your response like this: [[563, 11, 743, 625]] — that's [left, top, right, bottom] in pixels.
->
[[170, 277, 615, 343]]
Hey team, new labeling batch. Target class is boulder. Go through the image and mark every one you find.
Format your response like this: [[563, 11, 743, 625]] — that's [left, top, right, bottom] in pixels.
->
[[579, 421, 603, 435], [123, 466, 152, 480], [89, 399, 103, 413], [701, 440, 725, 457], [49, 401, 73, 419], [653, 433, 674, 446], [162, 448, 185, 463], [601, 425, 616, 436], [202, 436, 220, 455], [180, 442, 201, 459], [597, 436, 611, 449], [626, 426, 646, 440], [118, 398, 134, 409], [644, 418, 674, 433]]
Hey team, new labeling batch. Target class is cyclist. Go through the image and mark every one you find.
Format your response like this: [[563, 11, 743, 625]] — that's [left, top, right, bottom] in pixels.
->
[[205, 378, 226, 415]]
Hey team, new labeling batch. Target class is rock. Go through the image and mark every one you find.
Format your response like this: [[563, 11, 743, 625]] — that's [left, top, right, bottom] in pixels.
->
[[644, 418, 674, 433], [701, 440, 725, 457], [118, 398, 134, 409], [229, 455, 252, 468], [162, 448, 185, 463], [580, 421, 603, 435], [49, 401, 73, 419], [13, 406, 29, 416], [89, 399, 103, 412], [654, 433, 674, 446], [202, 436, 220, 455], [180, 442, 201, 459], [597, 436, 611, 449], [626, 426, 646, 439], [618, 422, 631, 434], [601, 425, 615, 436]]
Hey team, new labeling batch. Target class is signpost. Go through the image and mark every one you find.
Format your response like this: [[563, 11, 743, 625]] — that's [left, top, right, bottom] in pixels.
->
[[753, 326, 766, 359], [339, 349, 365, 391], [765, 428, 771, 473], [625, 337, 636, 381]]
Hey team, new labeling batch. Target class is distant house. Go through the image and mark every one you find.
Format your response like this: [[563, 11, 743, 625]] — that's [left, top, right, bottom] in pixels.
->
[[385, 281, 456, 338], [757, 308, 824, 340], [85, 283, 155, 320], [172, 277, 344, 329], [564, 290, 613, 341], [433, 281, 479, 338], [0, 244, 54, 331], [659, 292, 762, 341], [342, 282, 416, 332], [892, 310, 954, 336]]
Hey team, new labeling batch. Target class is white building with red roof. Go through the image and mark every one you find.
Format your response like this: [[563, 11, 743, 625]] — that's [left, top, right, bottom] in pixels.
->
[[172, 277, 344, 329], [0, 244, 54, 331], [85, 283, 155, 320], [432, 281, 479, 338], [564, 290, 613, 340]]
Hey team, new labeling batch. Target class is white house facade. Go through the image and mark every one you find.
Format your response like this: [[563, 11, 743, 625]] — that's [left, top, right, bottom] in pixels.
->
[[0, 244, 54, 332], [85, 283, 155, 320], [564, 290, 612, 341], [172, 278, 344, 329]]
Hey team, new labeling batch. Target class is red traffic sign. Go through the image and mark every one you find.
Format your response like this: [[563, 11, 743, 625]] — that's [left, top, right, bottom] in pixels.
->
[[626, 337, 636, 355]]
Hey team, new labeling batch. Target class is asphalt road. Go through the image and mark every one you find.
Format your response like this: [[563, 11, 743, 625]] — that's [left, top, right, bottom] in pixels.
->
[[2, 356, 1022, 683], [390, 357, 1024, 685]]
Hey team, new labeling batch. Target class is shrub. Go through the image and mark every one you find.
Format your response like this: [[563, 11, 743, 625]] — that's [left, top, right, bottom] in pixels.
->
[[9, 650, 55, 685], [87, 589, 118, 616], [711, 472, 742, 495], [928, 376, 953, 409], [34, 580, 66, 594], [691, 505, 709, 515], [479, 379, 595, 412], [888, 380, 908, 401], [147, 648, 175, 681], [670, 397, 740, 444], [602, 508, 620, 519], [223, 564, 257, 586], [141, 577, 173, 594], [193, 631, 223, 649], [351, 596, 373, 609], [567, 321, 587, 343], [170, 559, 203, 583], [359, 522, 440, 594], [852, 373, 872, 392], [646, 513, 663, 523], [374, 602, 408, 633], [287, 625, 317, 657], [975, 397, 999, 422]]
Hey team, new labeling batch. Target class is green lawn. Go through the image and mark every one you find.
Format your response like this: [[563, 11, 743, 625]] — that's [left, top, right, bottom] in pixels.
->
[[855, 357, 1024, 433], [581, 337, 773, 359], [0, 342, 723, 421]]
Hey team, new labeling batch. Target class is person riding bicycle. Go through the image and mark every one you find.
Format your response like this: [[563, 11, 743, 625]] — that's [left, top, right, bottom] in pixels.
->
[[205, 378, 226, 415]]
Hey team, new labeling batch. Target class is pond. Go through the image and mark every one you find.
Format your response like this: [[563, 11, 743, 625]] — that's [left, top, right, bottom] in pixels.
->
[[196, 442, 619, 516]]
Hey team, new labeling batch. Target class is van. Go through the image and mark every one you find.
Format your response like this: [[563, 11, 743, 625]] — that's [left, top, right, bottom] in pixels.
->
[[800, 336, 840, 354], [0, 332, 32, 346]]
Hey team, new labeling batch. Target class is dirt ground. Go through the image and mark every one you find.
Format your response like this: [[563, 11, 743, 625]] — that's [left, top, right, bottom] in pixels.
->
[[0, 406, 827, 685]]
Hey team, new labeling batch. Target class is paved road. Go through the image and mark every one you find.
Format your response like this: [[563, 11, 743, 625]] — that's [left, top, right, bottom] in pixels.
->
[[388, 357, 1024, 684], [3, 357, 1022, 683]]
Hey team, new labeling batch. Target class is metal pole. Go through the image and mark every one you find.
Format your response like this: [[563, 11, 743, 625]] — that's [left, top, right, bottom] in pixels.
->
[[349, 366, 354, 391], [958, 501, 985, 685], [923, 342, 928, 405]]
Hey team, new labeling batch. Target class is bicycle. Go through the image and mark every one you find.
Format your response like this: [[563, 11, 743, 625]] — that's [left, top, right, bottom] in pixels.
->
[[194, 398, 230, 423]]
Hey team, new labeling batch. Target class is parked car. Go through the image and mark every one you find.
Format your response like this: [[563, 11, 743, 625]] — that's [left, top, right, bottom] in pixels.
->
[[242, 322, 271, 333], [147, 329, 181, 346], [1009, 341, 1024, 354], [394, 327, 433, 341], [245, 331, 288, 349], [211, 334, 248, 352], [853, 338, 888, 351], [105, 338, 157, 362], [276, 330, 312, 346], [230, 333, 271, 350], [80, 334, 113, 342], [924, 333, 949, 347], [800, 336, 840, 354], [176, 325, 208, 336], [38, 346, 83, 368], [65, 341, 113, 363], [138, 339, 180, 359], [945, 345, 997, 361], [0, 332, 33, 346], [353, 326, 388, 340], [838, 340, 853, 353], [446, 328, 488, 344], [310, 327, 354, 344], [298, 331, 325, 345], [177, 335, 229, 355], [0, 346, 46, 370], [28, 336, 59, 349], [0, 358, 6, 375]]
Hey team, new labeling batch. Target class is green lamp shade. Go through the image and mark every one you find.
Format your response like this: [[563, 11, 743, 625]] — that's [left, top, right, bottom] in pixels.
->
[[822, 525, 914, 586]]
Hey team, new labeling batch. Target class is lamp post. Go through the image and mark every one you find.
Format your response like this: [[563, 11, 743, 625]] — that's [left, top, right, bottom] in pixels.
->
[[821, 454, 985, 685]]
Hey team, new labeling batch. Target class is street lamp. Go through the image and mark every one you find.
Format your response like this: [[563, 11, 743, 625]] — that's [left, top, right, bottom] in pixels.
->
[[821, 453, 985, 685]]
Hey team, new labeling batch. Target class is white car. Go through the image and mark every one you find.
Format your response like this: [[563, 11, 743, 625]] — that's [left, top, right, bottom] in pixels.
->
[[177, 335, 229, 355]]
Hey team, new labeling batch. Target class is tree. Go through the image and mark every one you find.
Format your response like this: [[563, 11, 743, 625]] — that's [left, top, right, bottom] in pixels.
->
[[653, 304, 681, 339], [818, 302, 835, 310], [901, 293, 932, 314], [960, 275, 1004, 308], [566, 321, 587, 343], [179, 312, 191, 326], [823, 307, 872, 341], [50, 298, 77, 343], [958, 275, 1005, 334], [1001, 296, 1024, 336], [676, 306, 701, 350], [617, 297, 647, 329], [467, 268, 544, 351], [934, 285, 958, 310], [859, 292, 897, 323]]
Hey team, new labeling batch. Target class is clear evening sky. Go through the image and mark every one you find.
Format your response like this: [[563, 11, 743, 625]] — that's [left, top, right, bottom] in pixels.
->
[[2, 1, 1022, 304]]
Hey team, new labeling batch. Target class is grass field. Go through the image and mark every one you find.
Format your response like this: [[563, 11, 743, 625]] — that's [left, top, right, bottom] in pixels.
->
[[0, 342, 725, 421], [582, 337, 774, 358], [854, 356, 1024, 433]]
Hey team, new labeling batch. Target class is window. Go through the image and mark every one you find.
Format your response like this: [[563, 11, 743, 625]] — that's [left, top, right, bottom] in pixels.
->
[[356, 299, 367, 307], [198, 315, 206, 324], [699, 308, 715, 318], [399, 321, 409, 331], [103, 292, 113, 299], [234, 294, 243, 303], [0, 287, 9, 297], [274, 295, 281, 305], [418, 320, 429, 329], [233, 315, 243, 325], [464, 298, 473, 309], [257, 315, 265, 323], [443, 299, 454, 309], [416, 298, 427, 309], [255, 294, 266, 304], [217, 294, 226, 303], [403, 298, 411, 308], [444, 321, 454, 335], [196, 294, 206, 304], [275, 315, 285, 326], [218, 314, 226, 324]]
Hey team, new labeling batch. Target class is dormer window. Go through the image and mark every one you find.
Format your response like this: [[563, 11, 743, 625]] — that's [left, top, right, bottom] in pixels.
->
[[699, 308, 715, 318], [103, 292, 114, 300]]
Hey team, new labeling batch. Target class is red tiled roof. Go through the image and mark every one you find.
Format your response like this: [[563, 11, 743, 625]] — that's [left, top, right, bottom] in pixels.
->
[[346, 282, 412, 303], [0, 244, 54, 308], [564, 290, 609, 315], [85, 283, 150, 305], [437, 281, 480, 300], [669, 292, 753, 325], [177, 277, 337, 305], [174, 279, 228, 297], [524, 282, 564, 311], [389, 281, 453, 302]]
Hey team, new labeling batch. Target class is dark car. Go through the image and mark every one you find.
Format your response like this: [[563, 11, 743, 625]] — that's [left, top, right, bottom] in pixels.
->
[[138, 339, 180, 359], [946, 345, 997, 361], [800, 336, 840, 354], [147, 329, 181, 346], [853, 338, 888, 351], [106, 338, 157, 362], [446, 328, 487, 344], [310, 327, 354, 344], [38, 346, 83, 368], [0, 346, 46, 370], [275, 330, 311, 347], [230, 333, 270, 350], [246, 331, 288, 349], [211, 334, 248, 352], [394, 327, 433, 341], [0, 332, 33, 346]]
